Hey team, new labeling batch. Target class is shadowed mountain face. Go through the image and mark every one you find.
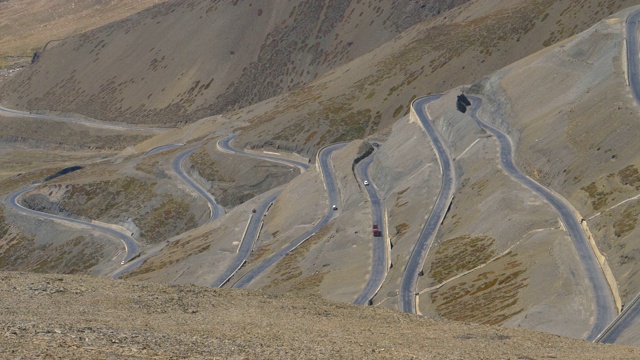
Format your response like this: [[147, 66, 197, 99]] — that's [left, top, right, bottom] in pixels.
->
[[0, 0, 467, 125]]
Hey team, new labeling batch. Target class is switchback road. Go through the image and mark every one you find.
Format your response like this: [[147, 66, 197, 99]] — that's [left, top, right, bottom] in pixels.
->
[[211, 134, 310, 287], [172, 147, 225, 221], [232, 143, 346, 288], [400, 94, 452, 314], [594, 8, 640, 343], [468, 95, 616, 341], [218, 134, 310, 172], [6, 184, 140, 263]]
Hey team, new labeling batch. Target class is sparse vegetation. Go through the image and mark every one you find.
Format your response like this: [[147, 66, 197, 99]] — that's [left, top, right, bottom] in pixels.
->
[[613, 202, 640, 238], [262, 220, 334, 296], [429, 235, 496, 283], [430, 252, 528, 325], [23, 176, 200, 244], [581, 181, 615, 210]]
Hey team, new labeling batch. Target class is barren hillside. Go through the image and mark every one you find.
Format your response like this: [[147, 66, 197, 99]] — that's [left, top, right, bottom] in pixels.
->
[[4, 0, 640, 352], [0, 0, 467, 126], [2, 271, 639, 359], [0, 0, 164, 68], [232, 0, 640, 157]]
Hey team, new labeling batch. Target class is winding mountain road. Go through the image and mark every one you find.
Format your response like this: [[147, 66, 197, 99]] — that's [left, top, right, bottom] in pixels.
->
[[211, 134, 310, 287], [399, 94, 453, 314], [218, 134, 310, 172], [6, 184, 140, 263], [467, 95, 616, 341], [593, 8, 640, 343], [232, 143, 347, 289], [353, 155, 388, 305], [172, 147, 225, 221], [114, 136, 307, 280], [211, 190, 280, 287]]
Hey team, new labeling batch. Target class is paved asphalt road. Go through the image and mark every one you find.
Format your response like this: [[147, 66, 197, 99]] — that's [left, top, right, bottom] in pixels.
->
[[597, 291, 640, 343], [6, 184, 140, 263], [0, 105, 167, 132], [211, 190, 280, 287], [117, 136, 308, 280], [594, 9, 640, 344], [628, 10, 640, 104], [232, 143, 347, 289], [353, 155, 388, 305], [399, 94, 452, 314], [172, 147, 225, 221], [467, 95, 616, 341], [218, 134, 311, 172], [211, 134, 310, 287]]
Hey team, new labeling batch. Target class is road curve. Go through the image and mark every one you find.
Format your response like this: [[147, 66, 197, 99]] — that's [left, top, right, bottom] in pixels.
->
[[117, 136, 307, 280], [0, 105, 168, 132], [467, 95, 616, 341], [596, 290, 640, 343], [218, 134, 311, 171], [6, 184, 140, 263], [399, 94, 452, 314], [172, 147, 225, 221], [232, 143, 347, 288], [353, 155, 388, 305], [594, 8, 640, 343]]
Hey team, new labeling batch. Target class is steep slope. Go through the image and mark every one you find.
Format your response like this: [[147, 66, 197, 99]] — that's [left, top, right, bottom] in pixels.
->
[[0, 0, 164, 69], [232, 0, 640, 157], [0, 0, 466, 125], [472, 3, 640, 313]]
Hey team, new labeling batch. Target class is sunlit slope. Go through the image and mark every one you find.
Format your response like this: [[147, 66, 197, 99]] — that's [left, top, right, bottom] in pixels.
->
[[232, 0, 640, 157]]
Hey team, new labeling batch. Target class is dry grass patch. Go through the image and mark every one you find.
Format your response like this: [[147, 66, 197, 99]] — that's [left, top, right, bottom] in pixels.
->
[[613, 201, 640, 238], [430, 251, 528, 325], [429, 235, 496, 283]]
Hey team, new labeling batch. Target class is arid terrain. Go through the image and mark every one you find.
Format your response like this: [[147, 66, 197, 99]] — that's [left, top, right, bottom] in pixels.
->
[[2, 271, 640, 359], [3, 0, 640, 357]]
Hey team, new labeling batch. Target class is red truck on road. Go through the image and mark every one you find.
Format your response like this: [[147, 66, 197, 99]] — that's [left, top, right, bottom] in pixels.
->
[[373, 225, 381, 237]]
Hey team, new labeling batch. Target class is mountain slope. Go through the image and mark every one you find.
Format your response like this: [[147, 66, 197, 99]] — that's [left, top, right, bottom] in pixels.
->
[[0, 0, 467, 125], [5, 0, 640, 347], [463, 5, 640, 342], [0, 0, 164, 69], [232, 0, 640, 156], [2, 271, 640, 359]]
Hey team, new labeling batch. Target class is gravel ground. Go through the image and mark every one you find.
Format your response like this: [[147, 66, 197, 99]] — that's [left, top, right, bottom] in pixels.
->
[[1, 271, 639, 359]]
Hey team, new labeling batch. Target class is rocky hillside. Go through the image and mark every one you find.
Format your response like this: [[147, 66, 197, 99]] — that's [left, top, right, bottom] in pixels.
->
[[2, 271, 639, 359]]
